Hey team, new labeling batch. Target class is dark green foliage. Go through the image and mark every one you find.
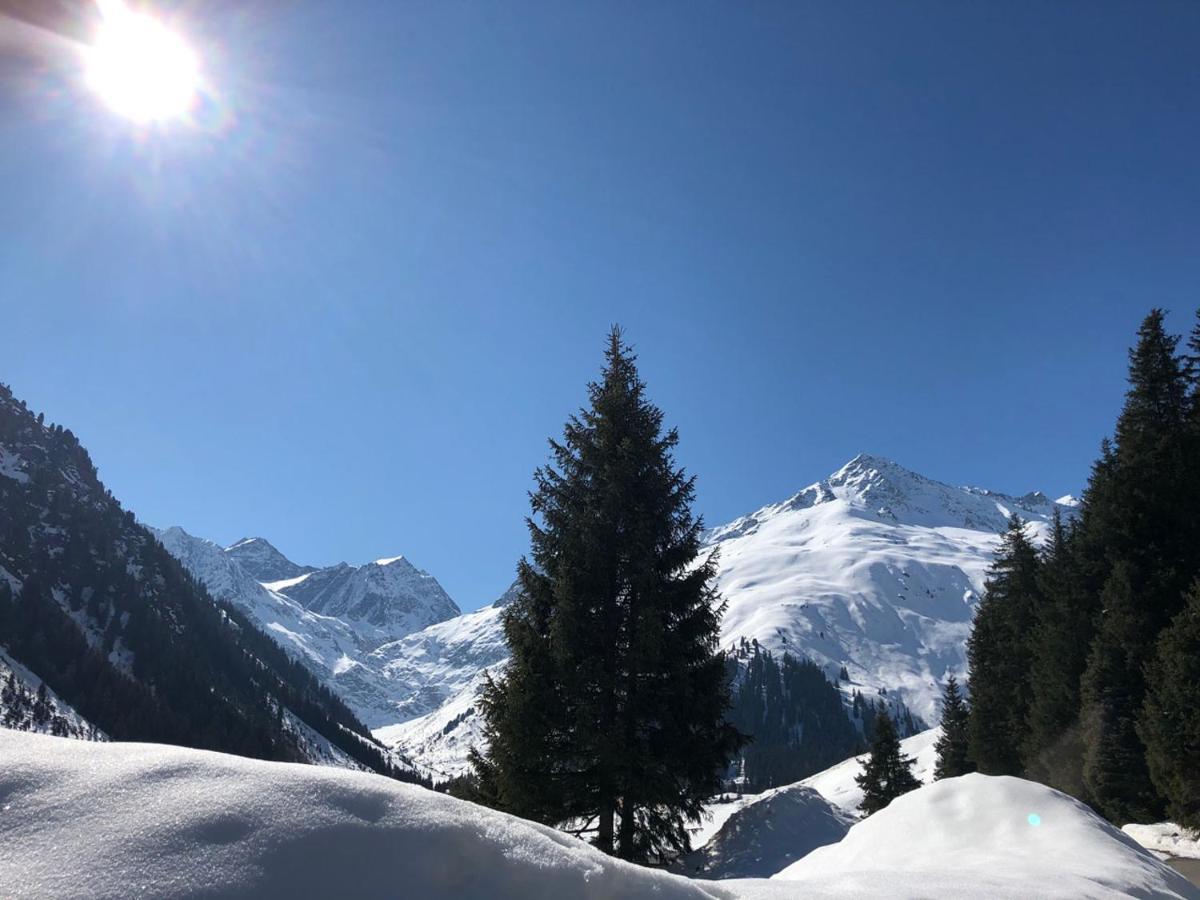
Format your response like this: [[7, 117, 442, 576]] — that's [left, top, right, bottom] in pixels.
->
[[855, 709, 921, 816], [724, 641, 865, 791], [1139, 580, 1200, 832], [473, 330, 744, 861], [966, 309, 1200, 823], [0, 383, 422, 784], [966, 515, 1042, 775], [1079, 564, 1162, 823], [1023, 509, 1093, 795], [933, 675, 972, 780]]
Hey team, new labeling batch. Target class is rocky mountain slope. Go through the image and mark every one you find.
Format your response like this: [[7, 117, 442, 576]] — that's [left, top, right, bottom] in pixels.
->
[[0, 383, 414, 779]]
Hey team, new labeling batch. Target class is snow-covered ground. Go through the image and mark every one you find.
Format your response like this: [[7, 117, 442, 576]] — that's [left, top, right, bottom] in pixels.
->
[[679, 784, 853, 879], [3, 731, 1191, 899], [766, 773, 1198, 899], [800, 725, 941, 814], [0, 730, 717, 900], [1124, 823, 1200, 861]]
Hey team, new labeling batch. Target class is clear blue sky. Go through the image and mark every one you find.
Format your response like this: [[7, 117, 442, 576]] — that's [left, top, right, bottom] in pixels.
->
[[2, 2, 1197, 609]]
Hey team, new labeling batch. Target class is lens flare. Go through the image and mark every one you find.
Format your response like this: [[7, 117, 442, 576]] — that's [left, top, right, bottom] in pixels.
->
[[1027, 813, 1042, 827], [85, 1, 200, 123]]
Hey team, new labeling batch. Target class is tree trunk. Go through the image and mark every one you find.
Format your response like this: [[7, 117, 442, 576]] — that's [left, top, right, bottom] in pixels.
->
[[617, 798, 636, 860], [597, 800, 614, 855]]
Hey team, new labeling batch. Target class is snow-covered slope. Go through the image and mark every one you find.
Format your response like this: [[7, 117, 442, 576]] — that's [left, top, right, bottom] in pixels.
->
[[800, 726, 940, 815], [679, 784, 853, 879], [771, 773, 1198, 898], [156, 527, 473, 729], [708, 454, 1073, 724], [0, 730, 720, 900], [265, 554, 459, 650], [162, 454, 1072, 779], [376, 456, 1071, 776]]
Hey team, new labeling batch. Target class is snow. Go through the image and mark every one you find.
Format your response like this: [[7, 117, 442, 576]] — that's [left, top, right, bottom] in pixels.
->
[[679, 784, 853, 879], [800, 726, 941, 814], [771, 773, 1198, 899], [3, 731, 1192, 900], [1123, 823, 1200, 861], [0, 446, 29, 483], [0, 730, 722, 900]]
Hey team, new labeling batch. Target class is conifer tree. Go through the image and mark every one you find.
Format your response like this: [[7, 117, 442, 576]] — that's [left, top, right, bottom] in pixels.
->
[[473, 328, 743, 860], [966, 515, 1041, 775], [1079, 563, 1163, 823], [1139, 579, 1200, 832], [933, 675, 972, 780], [1023, 509, 1093, 795], [855, 709, 921, 815]]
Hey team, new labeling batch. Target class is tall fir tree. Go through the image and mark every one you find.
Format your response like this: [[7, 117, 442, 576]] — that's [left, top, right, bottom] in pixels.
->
[[1079, 563, 1163, 823], [966, 515, 1041, 775], [1071, 310, 1195, 821], [1023, 508, 1094, 797], [1139, 580, 1200, 832], [472, 328, 743, 860], [933, 675, 972, 780], [855, 709, 921, 815]]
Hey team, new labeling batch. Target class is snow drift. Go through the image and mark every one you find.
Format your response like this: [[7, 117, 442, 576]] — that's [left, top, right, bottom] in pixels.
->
[[0, 730, 719, 900], [772, 773, 1198, 899], [680, 784, 853, 879]]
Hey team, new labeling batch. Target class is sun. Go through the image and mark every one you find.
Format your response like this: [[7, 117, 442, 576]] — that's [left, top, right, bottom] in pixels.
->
[[85, 2, 200, 123]]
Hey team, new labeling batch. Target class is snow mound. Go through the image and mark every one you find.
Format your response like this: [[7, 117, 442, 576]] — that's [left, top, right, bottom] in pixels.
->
[[773, 773, 1199, 899], [680, 784, 853, 879], [0, 730, 724, 900], [801, 726, 940, 814], [1123, 823, 1200, 861]]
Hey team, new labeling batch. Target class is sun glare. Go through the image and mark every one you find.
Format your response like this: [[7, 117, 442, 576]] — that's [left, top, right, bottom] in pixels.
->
[[86, 2, 200, 123]]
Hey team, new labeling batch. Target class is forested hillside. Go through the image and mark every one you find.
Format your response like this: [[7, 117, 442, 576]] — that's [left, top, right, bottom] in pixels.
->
[[0, 383, 422, 781]]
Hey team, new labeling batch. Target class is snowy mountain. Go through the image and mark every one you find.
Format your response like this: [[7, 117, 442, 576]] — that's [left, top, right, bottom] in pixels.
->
[[156, 526, 506, 739], [262, 554, 459, 650], [226, 536, 315, 582], [708, 454, 1073, 725], [157, 453, 1073, 780], [371, 455, 1074, 776], [0, 384, 410, 778]]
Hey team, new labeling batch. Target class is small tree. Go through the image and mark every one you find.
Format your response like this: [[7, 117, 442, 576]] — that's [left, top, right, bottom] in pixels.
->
[[933, 675, 972, 780], [856, 709, 921, 815]]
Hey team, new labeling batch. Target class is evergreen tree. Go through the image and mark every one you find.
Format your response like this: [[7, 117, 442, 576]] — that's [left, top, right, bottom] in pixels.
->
[[1023, 509, 1093, 796], [1139, 580, 1200, 832], [933, 675, 972, 780], [855, 709, 921, 815], [1079, 563, 1163, 823], [966, 515, 1041, 775], [473, 329, 743, 860], [1069, 310, 1196, 820]]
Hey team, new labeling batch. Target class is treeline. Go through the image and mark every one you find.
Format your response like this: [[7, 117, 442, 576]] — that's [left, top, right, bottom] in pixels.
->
[[725, 638, 919, 791], [965, 309, 1200, 829], [0, 383, 424, 784]]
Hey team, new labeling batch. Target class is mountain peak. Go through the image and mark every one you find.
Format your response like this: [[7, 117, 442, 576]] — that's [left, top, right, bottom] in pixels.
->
[[225, 536, 312, 583]]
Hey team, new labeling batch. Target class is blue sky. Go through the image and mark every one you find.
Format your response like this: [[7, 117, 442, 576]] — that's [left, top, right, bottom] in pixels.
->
[[2, 2, 1197, 609]]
